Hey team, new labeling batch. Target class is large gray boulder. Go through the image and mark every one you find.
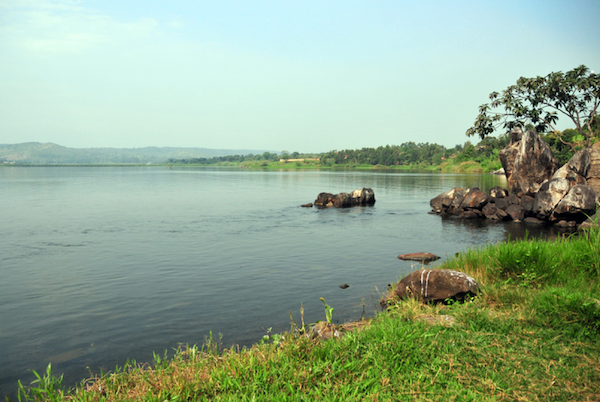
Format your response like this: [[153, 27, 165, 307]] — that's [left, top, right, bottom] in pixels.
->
[[533, 178, 570, 219], [552, 149, 590, 187], [392, 269, 479, 304], [511, 130, 559, 197], [586, 142, 600, 204], [551, 184, 598, 222]]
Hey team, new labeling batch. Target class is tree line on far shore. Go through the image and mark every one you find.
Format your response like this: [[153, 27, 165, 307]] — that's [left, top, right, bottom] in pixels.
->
[[167, 132, 576, 171]]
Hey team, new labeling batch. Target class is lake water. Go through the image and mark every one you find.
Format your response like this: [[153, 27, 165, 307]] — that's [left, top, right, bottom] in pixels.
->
[[0, 167, 568, 397]]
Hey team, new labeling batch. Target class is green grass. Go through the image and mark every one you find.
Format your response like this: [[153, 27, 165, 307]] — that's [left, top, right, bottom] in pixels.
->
[[13, 227, 600, 401]]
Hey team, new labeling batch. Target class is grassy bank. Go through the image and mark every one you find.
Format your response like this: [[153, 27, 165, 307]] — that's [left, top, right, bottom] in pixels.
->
[[14, 227, 600, 401]]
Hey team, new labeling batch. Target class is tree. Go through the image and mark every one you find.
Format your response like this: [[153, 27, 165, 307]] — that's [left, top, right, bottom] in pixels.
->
[[466, 65, 600, 150]]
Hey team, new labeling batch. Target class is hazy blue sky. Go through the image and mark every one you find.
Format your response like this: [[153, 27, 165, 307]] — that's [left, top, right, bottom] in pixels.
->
[[1, 0, 599, 152]]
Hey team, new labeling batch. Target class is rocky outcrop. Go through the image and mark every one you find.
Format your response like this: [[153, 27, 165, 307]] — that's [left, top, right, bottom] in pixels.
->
[[312, 188, 375, 208], [431, 182, 597, 226], [391, 269, 479, 304], [508, 130, 559, 197], [431, 135, 598, 228]]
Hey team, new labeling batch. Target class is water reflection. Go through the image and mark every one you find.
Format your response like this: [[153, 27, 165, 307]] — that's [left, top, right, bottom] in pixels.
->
[[440, 214, 576, 243]]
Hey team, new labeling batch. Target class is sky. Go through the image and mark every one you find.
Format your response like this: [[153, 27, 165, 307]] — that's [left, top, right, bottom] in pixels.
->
[[1, 0, 599, 153]]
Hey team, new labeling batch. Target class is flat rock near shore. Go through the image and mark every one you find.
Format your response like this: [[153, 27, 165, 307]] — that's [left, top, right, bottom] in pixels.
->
[[397, 252, 440, 263]]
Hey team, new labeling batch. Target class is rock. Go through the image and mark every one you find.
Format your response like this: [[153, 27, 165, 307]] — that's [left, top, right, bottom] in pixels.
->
[[524, 217, 545, 224], [459, 188, 489, 210], [306, 321, 343, 340], [519, 195, 536, 217], [393, 269, 479, 303], [555, 220, 577, 228], [491, 168, 505, 175], [552, 149, 591, 187], [489, 186, 508, 198], [301, 203, 313, 208], [350, 188, 376, 206], [499, 138, 521, 191], [333, 192, 352, 208], [397, 252, 441, 264], [507, 194, 521, 205], [532, 178, 570, 219], [505, 204, 525, 221], [430, 187, 465, 214], [482, 202, 498, 218], [579, 213, 599, 230], [460, 210, 480, 219], [493, 197, 510, 211], [495, 209, 511, 220], [314, 189, 376, 208], [339, 283, 350, 289], [448, 188, 468, 214], [314, 192, 336, 207], [509, 126, 523, 143], [550, 184, 598, 222], [586, 142, 600, 202], [511, 130, 559, 197]]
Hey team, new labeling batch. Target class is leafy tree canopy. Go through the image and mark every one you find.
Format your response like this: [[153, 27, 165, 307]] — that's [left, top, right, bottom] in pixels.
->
[[466, 65, 600, 150]]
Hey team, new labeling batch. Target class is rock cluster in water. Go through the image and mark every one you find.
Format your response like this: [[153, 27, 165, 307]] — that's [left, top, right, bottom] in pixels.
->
[[431, 129, 600, 229], [307, 187, 376, 208]]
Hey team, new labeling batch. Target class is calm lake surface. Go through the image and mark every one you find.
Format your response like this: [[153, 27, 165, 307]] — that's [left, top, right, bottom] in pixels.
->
[[0, 167, 567, 397]]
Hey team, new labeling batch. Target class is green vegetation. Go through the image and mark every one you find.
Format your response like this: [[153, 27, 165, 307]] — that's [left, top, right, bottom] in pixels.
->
[[15, 226, 600, 401], [466, 65, 600, 152], [169, 137, 512, 173]]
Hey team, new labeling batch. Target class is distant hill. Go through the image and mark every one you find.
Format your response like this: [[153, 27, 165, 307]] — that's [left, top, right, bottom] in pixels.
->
[[0, 143, 274, 165]]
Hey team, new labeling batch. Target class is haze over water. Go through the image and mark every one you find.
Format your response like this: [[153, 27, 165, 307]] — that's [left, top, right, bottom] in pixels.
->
[[0, 167, 566, 397]]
